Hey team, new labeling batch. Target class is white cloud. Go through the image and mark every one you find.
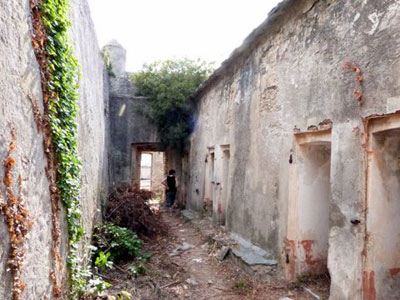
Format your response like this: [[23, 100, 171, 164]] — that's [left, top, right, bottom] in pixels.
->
[[87, 0, 281, 71]]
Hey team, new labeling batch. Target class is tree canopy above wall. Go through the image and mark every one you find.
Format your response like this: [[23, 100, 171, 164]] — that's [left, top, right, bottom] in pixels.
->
[[131, 58, 214, 153]]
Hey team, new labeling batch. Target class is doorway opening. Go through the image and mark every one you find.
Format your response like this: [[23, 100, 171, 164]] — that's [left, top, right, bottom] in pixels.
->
[[131, 143, 165, 197], [215, 145, 230, 225], [140, 153, 152, 190], [139, 152, 165, 197], [287, 129, 332, 279], [204, 147, 215, 216], [366, 114, 400, 299]]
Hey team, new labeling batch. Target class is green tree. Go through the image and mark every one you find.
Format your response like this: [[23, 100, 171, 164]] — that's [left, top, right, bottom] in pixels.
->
[[131, 58, 213, 152]]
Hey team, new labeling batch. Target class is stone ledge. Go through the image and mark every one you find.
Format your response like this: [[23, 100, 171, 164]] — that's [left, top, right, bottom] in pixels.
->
[[231, 248, 278, 266]]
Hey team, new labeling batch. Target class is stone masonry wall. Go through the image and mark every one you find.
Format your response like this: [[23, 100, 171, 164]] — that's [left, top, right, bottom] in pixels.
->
[[0, 0, 109, 298], [70, 0, 110, 263], [188, 1, 400, 299], [106, 42, 159, 187]]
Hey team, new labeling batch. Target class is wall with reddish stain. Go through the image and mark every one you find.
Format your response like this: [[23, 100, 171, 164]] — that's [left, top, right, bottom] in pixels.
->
[[188, 0, 400, 299], [294, 140, 331, 276], [362, 271, 376, 300], [0, 0, 109, 298], [366, 115, 400, 300]]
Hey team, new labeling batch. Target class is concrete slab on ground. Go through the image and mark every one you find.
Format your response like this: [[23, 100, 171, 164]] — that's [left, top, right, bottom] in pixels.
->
[[180, 209, 279, 279]]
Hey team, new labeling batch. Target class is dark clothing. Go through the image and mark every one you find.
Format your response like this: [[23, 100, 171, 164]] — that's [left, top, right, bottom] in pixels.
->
[[166, 191, 176, 208], [167, 176, 177, 192], [165, 175, 177, 208]]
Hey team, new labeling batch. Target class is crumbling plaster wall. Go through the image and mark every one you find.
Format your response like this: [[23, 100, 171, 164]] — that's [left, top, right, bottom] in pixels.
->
[[105, 44, 186, 199], [188, 0, 400, 299], [366, 116, 400, 300], [151, 152, 165, 196], [0, 0, 109, 298]]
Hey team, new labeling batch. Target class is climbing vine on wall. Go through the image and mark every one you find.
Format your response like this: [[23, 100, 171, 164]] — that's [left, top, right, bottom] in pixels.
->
[[30, 0, 92, 298], [30, 1, 63, 295], [0, 125, 33, 300]]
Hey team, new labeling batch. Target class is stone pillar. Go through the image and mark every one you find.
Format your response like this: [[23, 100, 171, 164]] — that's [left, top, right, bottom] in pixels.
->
[[130, 145, 141, 189], [102, 40, 127, 77]]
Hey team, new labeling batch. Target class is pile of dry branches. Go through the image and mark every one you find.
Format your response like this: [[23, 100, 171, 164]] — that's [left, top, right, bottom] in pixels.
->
[[105, 185, 168, 236]]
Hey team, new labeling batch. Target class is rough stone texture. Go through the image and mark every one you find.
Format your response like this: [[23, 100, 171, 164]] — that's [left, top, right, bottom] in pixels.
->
[[216, 246, 230, 261], [231, 248, 278, 266], [0, 2, 53, 297], [105, 44, 186, 202], [106, 42, 159, 186], [0, 0, 108, 298], [70, 0, 110, 258], [102, 40, 127, 77], [187, 1, 400, 299]]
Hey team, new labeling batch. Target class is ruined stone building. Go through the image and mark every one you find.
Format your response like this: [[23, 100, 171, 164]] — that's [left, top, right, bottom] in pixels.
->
[[0, 2, 176, 298], [0, 0, 109, 298], [186, 1, 400, 299], [1, 0, 400, 299]]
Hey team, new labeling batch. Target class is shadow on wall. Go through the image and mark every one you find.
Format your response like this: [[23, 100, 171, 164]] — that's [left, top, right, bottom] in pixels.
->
[[286, 129, 332, 280], [366, 115, 400, 300]]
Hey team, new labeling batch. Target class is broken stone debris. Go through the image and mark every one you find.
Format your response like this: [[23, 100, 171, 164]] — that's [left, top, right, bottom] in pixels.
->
[[179, 242, 195, 251], [216, 246, 230, 261], [231, 247, 278, 266], [185, 278, 198, 285], [169, 242, 195, 257]]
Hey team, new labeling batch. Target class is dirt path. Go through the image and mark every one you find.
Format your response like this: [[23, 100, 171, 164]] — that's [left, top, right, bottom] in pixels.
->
[[159, 211, 247, 300], [103, 209, 329, 300]]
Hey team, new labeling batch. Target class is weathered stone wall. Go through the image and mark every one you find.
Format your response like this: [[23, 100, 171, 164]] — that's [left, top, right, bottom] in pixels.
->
[[151, 151, 165, 196], [106, 42, 159, 186], [70, 0, 110, 261], [188, 1, 400, 299], [0, 0, 109, 298]]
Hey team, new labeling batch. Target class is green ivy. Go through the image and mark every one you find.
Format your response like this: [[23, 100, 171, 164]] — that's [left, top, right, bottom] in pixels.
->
[[39, 0, 89, 297], [92, 223, 146, 263]]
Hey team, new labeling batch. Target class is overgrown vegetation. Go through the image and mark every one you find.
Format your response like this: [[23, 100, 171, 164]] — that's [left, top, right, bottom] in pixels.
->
[[131, 59, 213, 152], [92, 223, 147, 264], [30, 0, 103, 297], [91, 223, 149, 297], [39, 0, 88, 297]]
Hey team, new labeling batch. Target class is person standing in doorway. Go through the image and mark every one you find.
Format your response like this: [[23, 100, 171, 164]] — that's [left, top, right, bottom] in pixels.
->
[[162, 169, 178, 213]]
